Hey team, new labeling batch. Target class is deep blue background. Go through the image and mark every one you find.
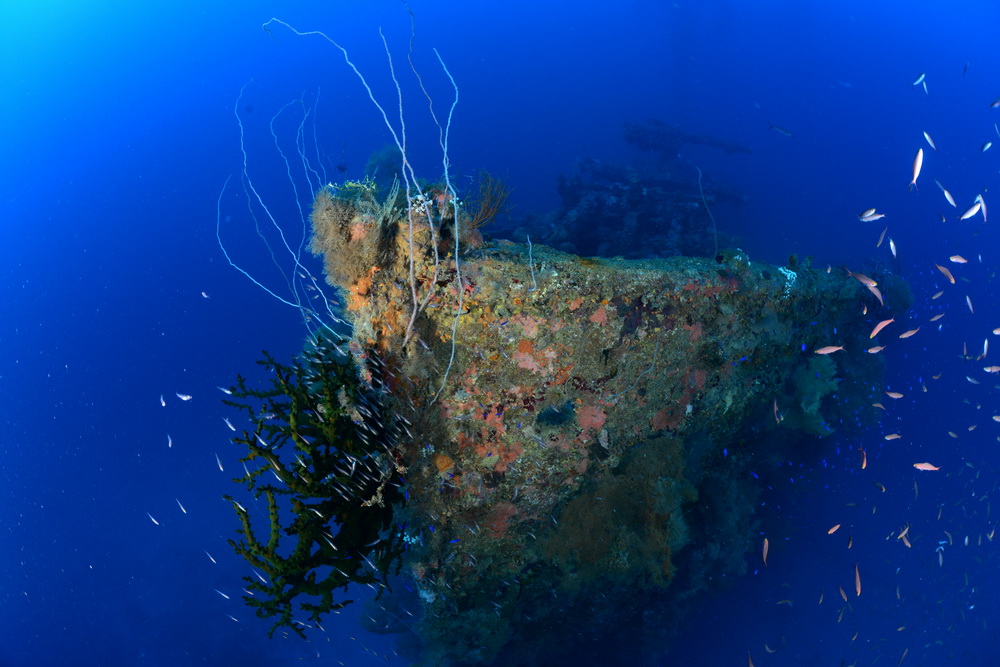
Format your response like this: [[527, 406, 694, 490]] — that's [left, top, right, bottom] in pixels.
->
[[2, 1, 1000, 664]]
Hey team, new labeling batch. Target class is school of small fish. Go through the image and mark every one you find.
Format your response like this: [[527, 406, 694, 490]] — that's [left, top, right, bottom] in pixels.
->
[[142, 340, 410, 667], [749, 67, 1000, 666]]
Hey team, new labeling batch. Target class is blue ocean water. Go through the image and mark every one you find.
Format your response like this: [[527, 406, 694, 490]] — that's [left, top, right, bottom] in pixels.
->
[[2, 0, 999, 664]]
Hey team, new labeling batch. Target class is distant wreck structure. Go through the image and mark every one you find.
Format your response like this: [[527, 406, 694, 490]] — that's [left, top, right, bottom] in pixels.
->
[[623, 118, 753, 157], [302, 179, 903, 665], [531, 119, 749, 260]]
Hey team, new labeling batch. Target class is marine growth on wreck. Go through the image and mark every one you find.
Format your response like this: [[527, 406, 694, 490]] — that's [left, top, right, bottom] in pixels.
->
[[224, 172, 901, 665]]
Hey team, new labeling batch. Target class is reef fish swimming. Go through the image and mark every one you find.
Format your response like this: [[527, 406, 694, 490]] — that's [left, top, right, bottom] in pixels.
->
[[909, 147, 923, 190]]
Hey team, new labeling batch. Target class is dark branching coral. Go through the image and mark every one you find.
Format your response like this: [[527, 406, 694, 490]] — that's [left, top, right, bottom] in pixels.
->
[[462, 171, 513, 248], [222, 337, 407, 637]]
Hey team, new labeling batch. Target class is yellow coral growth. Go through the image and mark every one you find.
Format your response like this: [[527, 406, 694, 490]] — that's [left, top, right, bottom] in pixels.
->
[[346, 274, 372, 312], [433, 453, 455, 477]]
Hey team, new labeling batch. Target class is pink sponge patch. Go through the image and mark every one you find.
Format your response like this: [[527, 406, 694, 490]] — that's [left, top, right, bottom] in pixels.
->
[[577, 404, 607, 431]]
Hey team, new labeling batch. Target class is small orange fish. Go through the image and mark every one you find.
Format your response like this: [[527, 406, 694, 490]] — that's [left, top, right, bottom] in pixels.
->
[[870, 318, 895, 338], [872, 402, 886, 410], [950, 255, 968, 264], [867, 346, 885, 354], [773, 399, 783, 424], [854, 562, 861, 596], [935, 264, 956, 284], [885, 433, 902, 440], [828, 524, 841, 534], [932, 291, 944, 300], [877, 227, 888, 247], [913, 462, 940, 471], [762, 537, 769, 567], [849, 270, 877, 287], [899, 328, 920, 339], [867, 284, 884, 305], [897, 523, 910, 541], [839, 585, 848, 602], [860, 449, 867, 469], [886, 391, 904, 399], [966, 295, 974, 314], [929, 313, 945, 322], [815, 345, 844, 355]]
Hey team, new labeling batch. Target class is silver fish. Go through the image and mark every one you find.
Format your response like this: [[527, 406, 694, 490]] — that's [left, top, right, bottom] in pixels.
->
[[909, 148, 923, 190]]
